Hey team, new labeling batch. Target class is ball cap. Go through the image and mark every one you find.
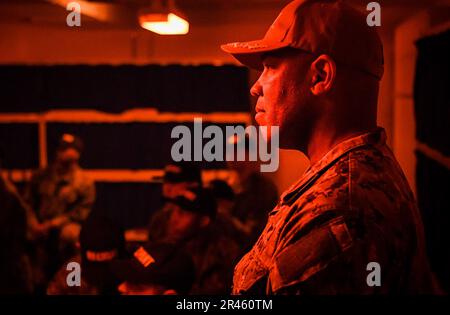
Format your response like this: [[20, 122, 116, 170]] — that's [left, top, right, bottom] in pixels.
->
[[162, 162, 202, 185], [79, 213, 126, 287], [58, 133, 84, 153], [221, 0, 384, 80], [171, 187, 217, 219]]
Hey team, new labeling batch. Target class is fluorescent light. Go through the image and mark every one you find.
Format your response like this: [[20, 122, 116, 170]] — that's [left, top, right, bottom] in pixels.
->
[[140, 13, 189, 35]]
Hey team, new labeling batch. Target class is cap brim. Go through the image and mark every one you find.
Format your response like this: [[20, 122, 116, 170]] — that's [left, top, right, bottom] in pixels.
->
[[221, 39, 290, 71]]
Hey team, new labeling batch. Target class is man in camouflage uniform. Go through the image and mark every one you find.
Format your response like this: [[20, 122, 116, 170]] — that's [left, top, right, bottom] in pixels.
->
[[112, 242, 195, 295], [26, 134, 95, 244], [151, 185, 242, 294], [47, 213, 125, 295], [148, 162, 202, 242], [221, 0, 438, 294], [26, 133, 95, 289], [27, 134, 94, 232]]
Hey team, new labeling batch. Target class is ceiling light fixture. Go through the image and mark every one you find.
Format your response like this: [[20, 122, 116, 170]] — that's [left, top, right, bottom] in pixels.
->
[[138, 0, 189, 35]]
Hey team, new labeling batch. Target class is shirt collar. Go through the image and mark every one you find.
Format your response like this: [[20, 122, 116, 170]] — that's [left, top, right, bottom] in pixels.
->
[[279, 127, 387, 207]]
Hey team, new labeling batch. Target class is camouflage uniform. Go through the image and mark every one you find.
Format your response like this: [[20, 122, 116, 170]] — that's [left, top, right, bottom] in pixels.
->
[[147, 202, 174, 243], [26, 165, 95, 224], [232, 128, 437, 294], [148, 204, 242, 294], [25, 165, 95, 291], [184, 221, 243, 295]]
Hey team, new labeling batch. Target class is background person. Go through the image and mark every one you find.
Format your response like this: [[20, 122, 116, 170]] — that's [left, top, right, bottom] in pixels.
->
[[112, 242, 195, 295], [47, 212, 126, 295], [148, 162, 202, 242], [25, 133, 95, 291]]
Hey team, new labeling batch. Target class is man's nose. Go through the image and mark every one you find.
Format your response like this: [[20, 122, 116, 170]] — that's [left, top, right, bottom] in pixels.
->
[[250, 80, 263, 97]]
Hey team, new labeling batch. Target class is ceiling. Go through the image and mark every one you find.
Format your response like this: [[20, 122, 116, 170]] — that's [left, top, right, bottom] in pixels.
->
[[0, 0, 448, 29]]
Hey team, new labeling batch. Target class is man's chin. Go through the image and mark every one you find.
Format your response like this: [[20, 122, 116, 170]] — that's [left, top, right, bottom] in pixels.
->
[[255, 114, 266, 126]]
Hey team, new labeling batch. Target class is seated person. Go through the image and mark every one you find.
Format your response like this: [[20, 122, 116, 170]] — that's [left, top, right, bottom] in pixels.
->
[[111, 242, 195, 295], [26, 134, 95, 290], [47, 213, 125, 295], [155, 186, 242, 294], [208, 179, 235, 217], [148, 162, 202, 242], [26, 134, 95, 245], [226, 134, 279, 247], [208, 179, 246, 236]]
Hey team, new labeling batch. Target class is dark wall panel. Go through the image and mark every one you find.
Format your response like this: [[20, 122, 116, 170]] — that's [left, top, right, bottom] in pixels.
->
[[0, 64, 250, 230], [414, 30, 450, 156], [0, 123, 39, 169], [0, 65, 250, 113], [416, 152, 450, 291], [93, 182, 163, 229], [47, 122, 245, 169]]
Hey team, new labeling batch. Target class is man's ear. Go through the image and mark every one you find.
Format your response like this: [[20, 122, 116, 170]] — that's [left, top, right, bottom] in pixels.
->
[[310, 54, 336, 95]]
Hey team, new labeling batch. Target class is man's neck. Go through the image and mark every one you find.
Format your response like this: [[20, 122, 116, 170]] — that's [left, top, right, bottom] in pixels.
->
[[305, 125, 375, 165]]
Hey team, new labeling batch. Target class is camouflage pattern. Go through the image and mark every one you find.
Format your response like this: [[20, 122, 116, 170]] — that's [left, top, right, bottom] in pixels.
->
[[26, 165, 95, 224], [185, 219, 243, 295], [232, 128, 437, 294], [148, 203, 243, 294], [147, 202, 173, 243]]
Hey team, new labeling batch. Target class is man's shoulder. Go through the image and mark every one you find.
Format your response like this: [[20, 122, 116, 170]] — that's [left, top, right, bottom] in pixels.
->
[[348, 145, 414, 200], [291, 153, 352, 214], [280, 144, 416, 242], [294, 144, 411, 213], [71, 167, 95, 191]]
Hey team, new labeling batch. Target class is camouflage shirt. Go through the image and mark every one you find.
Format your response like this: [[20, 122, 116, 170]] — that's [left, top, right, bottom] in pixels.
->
[[232, 128, 437, 294], [26, 165, 95, 223], [148, 204, 243, 294]]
